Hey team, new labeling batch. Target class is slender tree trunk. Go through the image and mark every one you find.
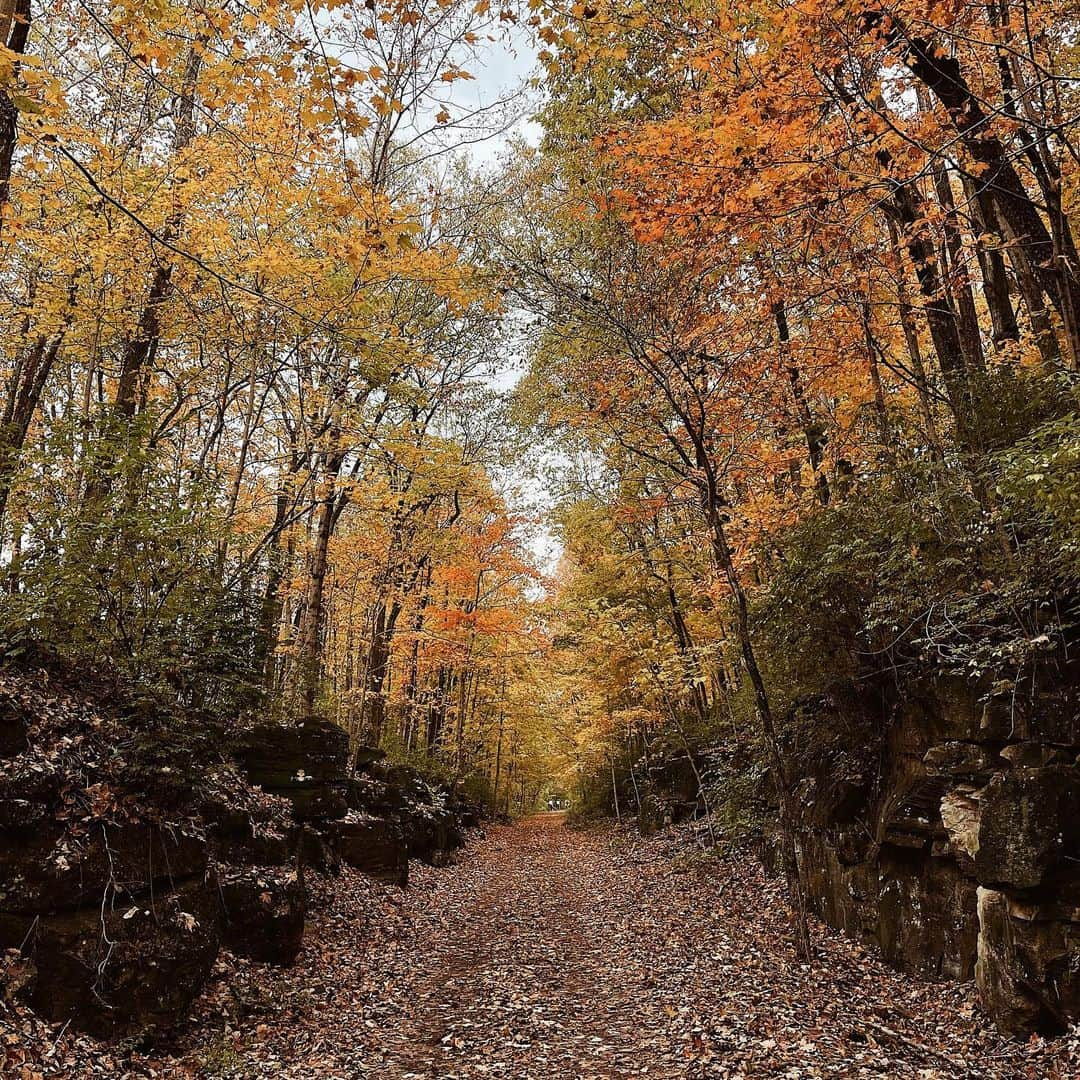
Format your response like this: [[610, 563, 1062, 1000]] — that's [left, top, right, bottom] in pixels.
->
[[880, 20, 1080, 365], [113, 48, 203, 418], [1002, 233, 1062, 367], [885, 218, 946, 457], [0, 0, 30, 213], [930, 163, 986, 374], [217, 355, 261, 576], [699, 477, 811, 961], [363, 598, 402, 745], [426, 666, 451, 754], [960, 175, 1020, 348], [883, 180, 980, 450], [636, 519, 711, 724], [664, 561, 710, 724], [627, 735, 643, 815], [773, 301, 829, 505], [493, 705, 505, 809], [6, 518, 21, 593], [860, 303, 899, 474], [79, 47, 203, 520], [0, 331, 65, 525], [298, 451, 343, 716], [402, 567, 432, 749]]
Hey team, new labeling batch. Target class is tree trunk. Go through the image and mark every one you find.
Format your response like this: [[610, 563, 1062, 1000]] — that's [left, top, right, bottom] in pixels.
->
[[773, 302, 829, 505], [113, 47, 202, 418], [885, 218, 945, 458], [930, 162, 986, 374], [0, 0, 30, 212], [0, 331, 65, 524], [880, 19, 1080, 364], [861, 305, 898, 473], [959, 175, 1019, 348], [698, 477, 811, 961], [402, 566, 432, 749], [363, 598, 402, 745], [298, 452, 343, 716], [609, 756, 622, 823], [883, 179, 980, 450]]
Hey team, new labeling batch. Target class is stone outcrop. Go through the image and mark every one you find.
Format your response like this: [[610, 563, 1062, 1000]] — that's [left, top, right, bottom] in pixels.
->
[[0, 669, 479, 1038], [0, 676, 227, 1035], [332, 815, 409, 885], [217, 866, 306, 965], [975, 766, 1080, 890], [0, 698, 28, 758], [345, 761, 467, 866], [236, 718, 352, 822], [0, 879, 220, 1037], [0, 819, 208, 913], [770, 660, 1080, 1036], [234, 723, 466, 873]]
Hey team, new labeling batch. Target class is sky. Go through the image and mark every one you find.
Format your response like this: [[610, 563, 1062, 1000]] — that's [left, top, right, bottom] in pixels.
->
[[328, 9, 559, 574], [456, 26, 545, 169], [449, 27, 565, 577]]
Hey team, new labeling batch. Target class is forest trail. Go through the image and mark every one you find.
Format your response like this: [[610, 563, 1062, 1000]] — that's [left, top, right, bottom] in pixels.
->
[[171, 815, 1075, 1079], [378, 812, 664, 1077]]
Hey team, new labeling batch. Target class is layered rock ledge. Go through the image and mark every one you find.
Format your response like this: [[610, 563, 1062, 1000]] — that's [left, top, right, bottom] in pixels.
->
[[0, 666, 477, 1036], [766, 660, 1080, 1036]]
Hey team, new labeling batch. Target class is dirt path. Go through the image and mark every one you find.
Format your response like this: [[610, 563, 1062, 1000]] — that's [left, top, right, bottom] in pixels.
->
[[372, 813, 671, 1078], [165, 814, 1076, 1079]]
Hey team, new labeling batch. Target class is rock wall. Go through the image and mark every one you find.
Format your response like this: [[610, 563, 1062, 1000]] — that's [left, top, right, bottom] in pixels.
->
[[0, 669, 477, 1037], [773, 660, 1080, 1036]]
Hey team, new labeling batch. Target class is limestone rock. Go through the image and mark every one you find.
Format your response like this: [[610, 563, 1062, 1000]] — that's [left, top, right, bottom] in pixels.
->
[[940, 785, 983, 858], [202, 800, 291, 867], [0, 770, 59, 832], [406, 805, 464, 866], [450, 798, 483, 830], [775, 668, 1080, 1037], [293, 824, 340, 875], [288, 784, 349, 822], [351, 745, 386, 770], [236, 718, 349, 823], [345, 772, 388, 813], [975, 766, 1080, 888], [999, 742, 1062, 769], [236, 718, 349, 789], [0, 698, 28, 758], [976, 886, 1080, 1036], [364, 763, 435, 815], [875, 847, 979, 980], [881, 774, 949, 850], [332, 815, 408, 886], [0, 876, 219, 1037], [923, 742, 997, 779], [218, 866, 305, 965], [0, 820, 207, 913]]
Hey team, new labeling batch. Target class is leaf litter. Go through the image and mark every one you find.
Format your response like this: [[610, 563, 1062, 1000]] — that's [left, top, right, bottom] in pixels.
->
[[3, 813, 1077, 1078]]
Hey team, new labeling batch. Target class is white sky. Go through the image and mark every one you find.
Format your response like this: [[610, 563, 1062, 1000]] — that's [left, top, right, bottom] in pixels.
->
[[450, 28, 564, 577], [458, 26, 544, 168]]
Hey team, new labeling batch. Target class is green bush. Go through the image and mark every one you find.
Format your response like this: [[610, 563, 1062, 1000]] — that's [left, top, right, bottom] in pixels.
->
[[0, 422, 266, 713]]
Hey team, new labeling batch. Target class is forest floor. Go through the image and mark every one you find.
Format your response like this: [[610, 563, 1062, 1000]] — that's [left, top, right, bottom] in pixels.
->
[[6, 814, 1079, 1078]]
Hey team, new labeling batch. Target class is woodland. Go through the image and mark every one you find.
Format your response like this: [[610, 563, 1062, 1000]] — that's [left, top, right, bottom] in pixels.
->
[[0, 0, 1079, 1076]]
